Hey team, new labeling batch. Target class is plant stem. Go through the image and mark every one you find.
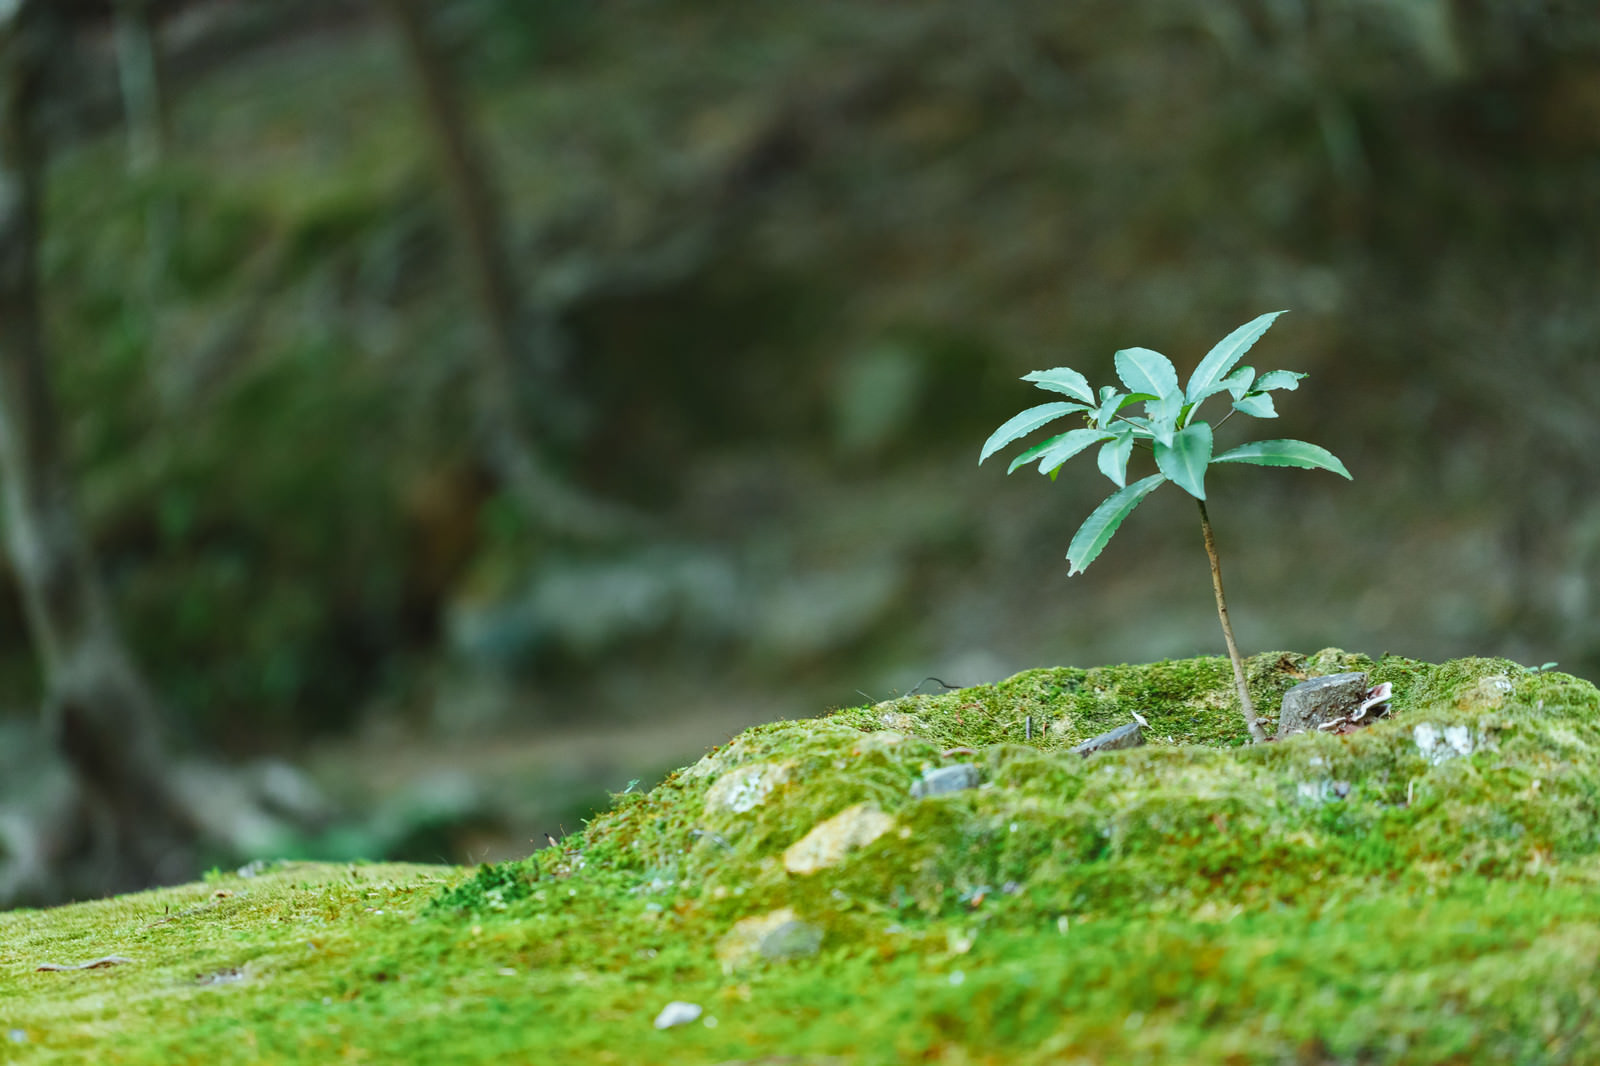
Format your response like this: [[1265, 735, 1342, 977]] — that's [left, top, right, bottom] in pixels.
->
[[1197, 499, 1267, 743]]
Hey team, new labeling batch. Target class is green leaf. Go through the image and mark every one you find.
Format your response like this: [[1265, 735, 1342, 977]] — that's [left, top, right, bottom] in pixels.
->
[[1033, 428, 1115, 474], [1186, 369, 1257, 425], [1092, 389, 1125, 428], [1253, 369, 1305, 393], [1143, 389, 1183, 446], [1096, 429, 1136, 488], [1185, 382, 1230, 410], [980, 402, 1083, 464], [1022, 367, 1095, 404], [1232, 393, 1277, 418], [1066, 474, 1167, 575], [1212, 439, 1352, 479], [1006, 431, 1072, 474], [1114, 347, 1179, 402], [1154, 422, 1213, 499], [1119, 416, 1161, 442], [1184, 311, 1287, 405], [1092, 390, 1153, 429], [1221, 365, 1256, 400]]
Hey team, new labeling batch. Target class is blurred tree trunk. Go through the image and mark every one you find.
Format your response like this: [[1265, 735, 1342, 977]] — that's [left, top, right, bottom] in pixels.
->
[[111, 0, 177, 284], [378, 0, 631, 540], [0, 0, 197, 892], [113, 0, 171, 171]]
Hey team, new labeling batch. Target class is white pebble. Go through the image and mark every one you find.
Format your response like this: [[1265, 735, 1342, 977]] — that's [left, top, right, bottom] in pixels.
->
[[653, 1001, 703, 1029]]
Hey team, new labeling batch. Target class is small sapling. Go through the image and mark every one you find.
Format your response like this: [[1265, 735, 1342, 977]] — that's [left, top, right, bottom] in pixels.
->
[[980, 311, 1351, 742]]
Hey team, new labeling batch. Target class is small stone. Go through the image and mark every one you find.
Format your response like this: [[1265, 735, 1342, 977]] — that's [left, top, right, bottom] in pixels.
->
[[1456, 675, 1513, 710], [1295, 779, 1350, 805], [1276, 673, 1369, 739], [704, 761, 792, 814], [7, 1030, 26, 1044], [759, 919, 822, 960], [910, 763, 979, 798], [716, 907, 823, 972], [783, 803, 896, 874], [879, 710, 921, 732], [1071, 722, 1144, 757], [653, 1001, 702, 1029], [1415, 722, 1476, 765]]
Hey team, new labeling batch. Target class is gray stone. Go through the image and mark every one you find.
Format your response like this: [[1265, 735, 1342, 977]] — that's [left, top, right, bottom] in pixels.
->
[[910, 763, 980, 798], [758, 918, 824, 961], [1071, 722, 1145, 757], [716, 907, 824, 972], [1276, 672, 1369, 739]]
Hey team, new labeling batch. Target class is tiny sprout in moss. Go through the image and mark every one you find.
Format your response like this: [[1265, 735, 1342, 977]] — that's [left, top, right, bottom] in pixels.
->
[[980, 311, 1352, 743]]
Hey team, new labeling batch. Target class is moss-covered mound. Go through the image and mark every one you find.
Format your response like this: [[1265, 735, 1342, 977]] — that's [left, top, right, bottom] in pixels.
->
[[5, 652, 1600, 1063]]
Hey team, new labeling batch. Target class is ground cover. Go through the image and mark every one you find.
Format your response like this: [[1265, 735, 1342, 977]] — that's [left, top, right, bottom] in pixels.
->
[[3, 650, 1597, 1063]]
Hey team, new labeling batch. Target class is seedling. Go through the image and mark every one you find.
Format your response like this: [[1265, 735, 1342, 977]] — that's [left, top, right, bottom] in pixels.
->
[[980, 311, 1351, 743]]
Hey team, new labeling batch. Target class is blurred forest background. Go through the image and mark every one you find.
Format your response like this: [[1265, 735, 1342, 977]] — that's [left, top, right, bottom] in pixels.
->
[[0, 0, 1596, 904]]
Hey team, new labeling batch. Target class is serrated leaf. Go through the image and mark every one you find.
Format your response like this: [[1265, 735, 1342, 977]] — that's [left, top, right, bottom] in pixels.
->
[[1093, 389, 1125, 428], [1092, 390, 1154, 429], [1066, 474, 1167, 574], [1096, 430, 1136, 488], [1153, 421, 1213, 499], [1221, 365, 1256, 400], [1119, 417, 1160, 442], [1184, 310, 1287, 404], [1022, 367, 1095, 404], [1033, 428, 1115, 474], [1212, 439, 1352, 479], [1006, 431, 1072, 474], [979, 402, 1083, 464], [1253, 369, 1305, 393], [1232, 393, 1277, 418], [1143, 389, 1183, 446], [1114, 347, 1179, 401]]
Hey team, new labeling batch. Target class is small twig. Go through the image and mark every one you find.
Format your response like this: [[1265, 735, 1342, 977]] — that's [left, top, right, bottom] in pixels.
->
[[37, 956, 134, 972], [909, 677, 963, 695]]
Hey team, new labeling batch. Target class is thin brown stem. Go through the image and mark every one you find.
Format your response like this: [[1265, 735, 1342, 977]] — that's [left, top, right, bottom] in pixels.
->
[[1198, 498, 1266, 743]]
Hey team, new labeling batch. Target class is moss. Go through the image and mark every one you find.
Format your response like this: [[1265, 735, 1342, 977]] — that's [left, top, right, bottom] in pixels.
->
[[5, 652, 1600, 1062]]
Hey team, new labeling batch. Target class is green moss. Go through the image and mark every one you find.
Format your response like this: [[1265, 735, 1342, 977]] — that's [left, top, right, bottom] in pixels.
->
[[5, 652, 1600, 1062]]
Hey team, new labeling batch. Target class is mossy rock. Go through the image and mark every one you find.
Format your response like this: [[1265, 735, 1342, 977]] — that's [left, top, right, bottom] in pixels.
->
[[5, 652, 1600, 1063]]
